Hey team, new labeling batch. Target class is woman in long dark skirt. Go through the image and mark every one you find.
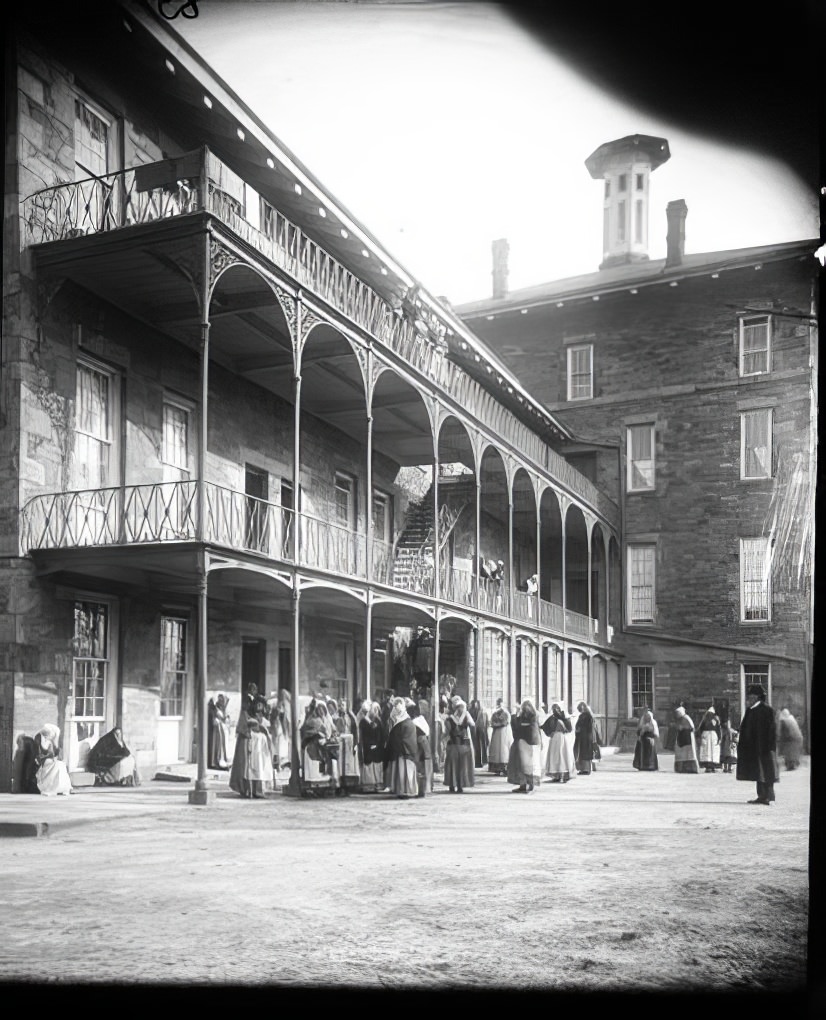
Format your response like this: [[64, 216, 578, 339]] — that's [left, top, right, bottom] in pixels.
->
[[573, 701, 600, 775], [408, 701, 433, 797], [633, 710, 659, 771], [507, 700, 542, 793], [443, 696, 475, 793]]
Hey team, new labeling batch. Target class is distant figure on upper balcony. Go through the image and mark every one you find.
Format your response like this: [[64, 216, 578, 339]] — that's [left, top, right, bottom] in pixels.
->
[[525, 574, 538, 596]]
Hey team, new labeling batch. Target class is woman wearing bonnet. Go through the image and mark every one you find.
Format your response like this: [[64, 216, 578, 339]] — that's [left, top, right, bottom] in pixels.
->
[[384, 698, 419, 799], [443, 695, 475, 793], [541, 702, 575, 783], [632, 710, 659, 771]]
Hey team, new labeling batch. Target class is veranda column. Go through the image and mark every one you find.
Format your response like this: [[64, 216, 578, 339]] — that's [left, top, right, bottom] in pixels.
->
[[284, 585, 303, 797], [507, 497, 514, 617], [432, 614, 441, 778], [364, 595, 373, 702], [509, 625, 517, 708], [284, 296, 303, 797], [433, 457, 440, 601], [364, 372, 374, 702], [475, 478, 482, 611], [188, 226, 214, 806]]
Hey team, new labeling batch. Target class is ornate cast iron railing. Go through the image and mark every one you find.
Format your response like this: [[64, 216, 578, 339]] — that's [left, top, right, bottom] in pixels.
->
[[21, 149, 617, 529]]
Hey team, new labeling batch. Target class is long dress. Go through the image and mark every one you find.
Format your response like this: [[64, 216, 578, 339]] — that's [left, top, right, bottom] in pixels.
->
[[248, 718, 275, 793], [673, 719, 700, 773], [632, 725, 659, 771], [488, 707, 513, 775], [33, 734, 72, 796], [86, 729, 140, 786], [359, 717, 385, 792], [698, 716, 722, 771], [335, 712, 361, 789], [472, 706, 490, 768], [207, 699, 229, 769], [270, 704, 292, 770], [386, 718, 419, 797], [542, 714, 574, 781], [777, 712, 803, 770], [414, 721, 433, 798], [443, 715, 475, 791], [230, 710, 266, 797], [506, 713, 542, 790], [573, 712, 600, 774], [12, 736, 39, 794]]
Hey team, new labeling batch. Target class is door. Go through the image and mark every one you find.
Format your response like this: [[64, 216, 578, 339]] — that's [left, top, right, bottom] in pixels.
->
[[158, 616, 189, 763], [243, 639, 267, 701]]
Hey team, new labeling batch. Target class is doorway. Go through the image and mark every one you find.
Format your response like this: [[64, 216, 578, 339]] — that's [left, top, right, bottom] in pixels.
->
[[242, 638, 267, 700]]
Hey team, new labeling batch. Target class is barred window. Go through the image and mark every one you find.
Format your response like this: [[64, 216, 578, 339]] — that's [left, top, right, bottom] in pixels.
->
[[740, 538, 771, 621], [160, 617, 187, 717], [628, 544, 655, 623], [630, 665, 653, 716]]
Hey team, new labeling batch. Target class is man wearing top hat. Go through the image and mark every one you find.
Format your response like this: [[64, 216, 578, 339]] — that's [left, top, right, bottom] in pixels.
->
[[736, 684, 779, 805]]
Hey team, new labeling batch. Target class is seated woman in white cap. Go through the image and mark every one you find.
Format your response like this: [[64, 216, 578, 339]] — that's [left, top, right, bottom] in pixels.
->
[[33, 724, 72, 796]]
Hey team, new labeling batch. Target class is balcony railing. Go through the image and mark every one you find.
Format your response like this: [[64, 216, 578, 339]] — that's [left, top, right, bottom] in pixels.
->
[[21, 149, 618, 529], [21, 481, 603, 641]]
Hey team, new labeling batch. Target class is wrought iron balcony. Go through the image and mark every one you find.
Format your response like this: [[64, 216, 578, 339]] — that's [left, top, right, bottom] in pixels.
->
[[20, 149, 618, 530], [20, 481, 600, 640]]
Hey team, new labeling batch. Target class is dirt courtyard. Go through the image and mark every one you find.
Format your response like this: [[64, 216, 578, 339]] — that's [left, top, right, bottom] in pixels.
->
[[0, 752, 811, 994]]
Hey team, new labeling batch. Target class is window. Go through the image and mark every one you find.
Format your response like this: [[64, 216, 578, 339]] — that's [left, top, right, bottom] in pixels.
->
[[628, 544, 656, 623], [482, 630, 508, 706], [630, 665, 653, 716], [162, 401, 189, 473], [74, 97, 113, 233], [741, 409, 772, 479], [334, 472, 357, 530], [567, 344, 593, 400], [617, 200, 626, 243], [72, 360, 118, 491], [618, 174, 627, 192], [372, 490, 393, 544], [160, 617, 188, 717], [743, 663, 770, 695], [740, 538, 771, 621], [739, 316, 771, 376], [72, 601, 108, 724], [634, 200, 644, 244], [635, 173, 644, 191], [627, 424, 655, 491]]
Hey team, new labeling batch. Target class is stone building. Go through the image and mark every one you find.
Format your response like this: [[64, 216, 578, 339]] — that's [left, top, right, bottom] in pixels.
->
[[1, 3, 625, 789], [457, 135, 817, 746]]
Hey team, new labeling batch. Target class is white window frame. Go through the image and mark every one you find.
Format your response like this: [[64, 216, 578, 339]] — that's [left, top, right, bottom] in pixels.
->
[[482, 628, 509, 707], [160, 616, 189, 718], [72, 600, 110, 725], [740, 537, 771, 623], [627, 543, 656, 624], [627, 664, 654, 717], [567, 344, 593, 401], [372, 489, 393, 544], [739, 315, 771, 377], [627, 423, 656, 492], [739, 663, 771, 717], [161, 398, 191, 476], [72, 356, 121, 493], [740, 408, 773, 480], [334, 471, 358, 530]]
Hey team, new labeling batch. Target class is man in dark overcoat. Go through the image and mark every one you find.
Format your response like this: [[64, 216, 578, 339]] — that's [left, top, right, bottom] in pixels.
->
[[736, 684, 779, 805]]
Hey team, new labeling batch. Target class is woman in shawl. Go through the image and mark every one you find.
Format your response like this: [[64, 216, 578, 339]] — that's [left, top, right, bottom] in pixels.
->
[[357, 701, 385, 792], [87, 727, 140, 786], [507, 699, 542, 793], [697, 707, 722, 772], [573, 701, 601, 775], [33, 724, 72, 796], [408, 700, 433, 797], [720, 717, 739, 773], [385, 698, 419, 798], [632, 710, 659, 771], [776, 708, 803, 770], [443, 696, 476, 793], [269, 689, 292, 771], [334, 697, 360, 792], [472, 700, 490, 769], [434, 695, 449, 773], [673, 707, 700, 773], [542, 702, 575, 783], [488, 698, 513, 775], [247, 707, 275, 796], [229, 700, 263, 798], [299, 700, 340, 789], [208, 693, 230, 770], [13, 734, 39, 793]]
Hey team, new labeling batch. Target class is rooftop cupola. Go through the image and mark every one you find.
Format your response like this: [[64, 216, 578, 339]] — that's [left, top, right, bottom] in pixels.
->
[[585, 134, 671, 269]]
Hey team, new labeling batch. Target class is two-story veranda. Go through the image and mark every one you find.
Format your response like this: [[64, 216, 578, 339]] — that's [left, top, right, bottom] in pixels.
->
[[5, 3, 623, 782]]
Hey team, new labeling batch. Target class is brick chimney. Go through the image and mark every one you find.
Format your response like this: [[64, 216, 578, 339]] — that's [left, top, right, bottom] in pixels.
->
[[665, 199, 688, 267], [492, 238, 509, 299]]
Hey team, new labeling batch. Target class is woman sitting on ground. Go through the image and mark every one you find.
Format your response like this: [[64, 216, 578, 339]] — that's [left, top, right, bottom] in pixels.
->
[[33, 724, 72, 796], [86, 727, 141, 786]]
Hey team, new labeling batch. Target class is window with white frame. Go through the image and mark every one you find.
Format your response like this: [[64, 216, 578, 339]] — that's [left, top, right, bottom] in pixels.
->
[[628, 544, 656, 623], [627, 424, 656, 491], [741, 408, 772, 479], [160, 617, 188, 717], [162, 400, 189, 474], [334, 472, 357, 530], [742, 663, 770, 696], [740, 537, 771, 622], [567, 344, 593, 400], [372, 490, 393, 544], [482, 630, 507, 706], [739, 316, 771, 376], [72, 360, 118, 492], [72, 601, 109, 729], [629, 665, 653, 716]]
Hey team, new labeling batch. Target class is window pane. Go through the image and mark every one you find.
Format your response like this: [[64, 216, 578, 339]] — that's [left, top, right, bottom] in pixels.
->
[[629, 425, 655, 489], [743, 410, 771, 478], [73, 602, 108, 719], [631, 666, 653, 715], [163, 404, 188, 469], [741, 318, 769, 375], [630, 546, 655, 621], [742, 538, 770, 620], [569, 346, 592, 399], [161, 617, 187, 716]]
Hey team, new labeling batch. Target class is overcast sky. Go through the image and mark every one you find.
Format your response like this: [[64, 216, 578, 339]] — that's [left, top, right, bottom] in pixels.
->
[[177, 1, 819, 306]]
